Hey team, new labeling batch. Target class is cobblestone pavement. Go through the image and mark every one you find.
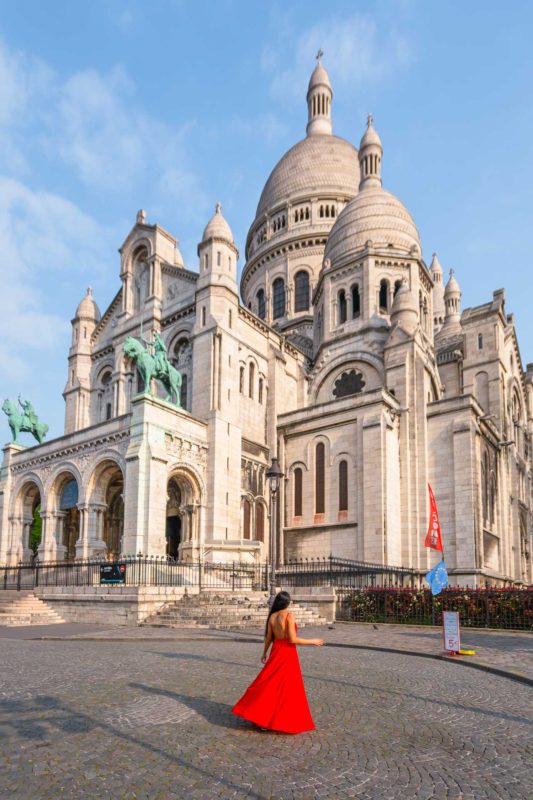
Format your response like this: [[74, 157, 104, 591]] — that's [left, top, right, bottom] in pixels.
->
[[1, 637, 532, 799], [8, 620, 530, 683]]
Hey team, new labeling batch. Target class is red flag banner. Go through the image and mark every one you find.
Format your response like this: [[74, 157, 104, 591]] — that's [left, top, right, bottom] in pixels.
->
[[424, 483, 444, 552]]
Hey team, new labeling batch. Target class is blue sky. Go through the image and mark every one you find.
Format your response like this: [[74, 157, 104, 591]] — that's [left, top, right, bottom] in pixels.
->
[[1, 0, 532, 440]]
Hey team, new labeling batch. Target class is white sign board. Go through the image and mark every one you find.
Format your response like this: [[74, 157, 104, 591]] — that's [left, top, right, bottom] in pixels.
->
[[442, 610, 461, 653]]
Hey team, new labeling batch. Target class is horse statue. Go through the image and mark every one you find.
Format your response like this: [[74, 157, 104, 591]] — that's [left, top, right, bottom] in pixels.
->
[[2, 397, 49, 444], [123, 333, 182, 407]]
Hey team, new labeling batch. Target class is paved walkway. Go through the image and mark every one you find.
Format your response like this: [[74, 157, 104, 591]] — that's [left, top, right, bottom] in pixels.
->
[[0, 633, 531, 799], [3, 620, 530, 683]]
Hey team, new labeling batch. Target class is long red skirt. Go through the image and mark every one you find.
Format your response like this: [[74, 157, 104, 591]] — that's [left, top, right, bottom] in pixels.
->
[[232, 636, 315, 734]]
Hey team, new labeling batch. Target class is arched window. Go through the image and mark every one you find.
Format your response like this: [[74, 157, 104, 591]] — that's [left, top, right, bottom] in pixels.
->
[[204, 253, 209, 271], [338, 290, 347, 324], [256, 288, 266, 320], [339, 460, 348, 512], [239, 366, 245, 394], [379, 280, 389, 312], [294, 271, 310, 312], [351, 285, 360, 318], [249, 363, 255, 399], [294, 468, 303, 517], [319, 205, 324, 218], [272, 278, 285, 319], [258, 378, 264, 404], [315, 443, 325, 515], [106, 402, 112, 420], [478, 333, 483, 350], [243, 498, 251, 539], [394, 280, 402, 297], [255, 503, 264, 542]]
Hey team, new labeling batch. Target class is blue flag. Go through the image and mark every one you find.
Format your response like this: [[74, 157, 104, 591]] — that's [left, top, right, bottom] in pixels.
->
[[425, 559, 448, 595]]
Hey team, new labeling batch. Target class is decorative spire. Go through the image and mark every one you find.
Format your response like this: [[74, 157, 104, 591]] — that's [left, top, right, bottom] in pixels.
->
[[215, 201, 221, 214], [306, 55, 333, 137], [358, 114, 383, 190], [136, 209, 146, 224]]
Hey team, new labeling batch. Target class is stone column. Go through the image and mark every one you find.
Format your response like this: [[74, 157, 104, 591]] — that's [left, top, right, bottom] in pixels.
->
[[75, 504, 90, 559], [6, 515, 23, 565], [39, 511, 67, 561]]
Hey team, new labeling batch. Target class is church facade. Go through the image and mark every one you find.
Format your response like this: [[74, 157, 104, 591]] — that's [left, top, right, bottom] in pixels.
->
[[1, 61, 531, 587]]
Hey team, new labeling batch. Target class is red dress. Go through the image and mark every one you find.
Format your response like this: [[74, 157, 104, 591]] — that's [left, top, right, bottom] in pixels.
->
[[232, 616, 315, 734]]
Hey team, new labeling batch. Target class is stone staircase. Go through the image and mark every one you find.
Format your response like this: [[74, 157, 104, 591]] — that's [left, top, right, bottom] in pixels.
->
[[141, 591, 327, 630], [0, 591, 66, 626]]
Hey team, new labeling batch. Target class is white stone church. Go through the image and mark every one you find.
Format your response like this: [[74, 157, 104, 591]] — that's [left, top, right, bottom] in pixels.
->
[[1, 60, 531, 587]]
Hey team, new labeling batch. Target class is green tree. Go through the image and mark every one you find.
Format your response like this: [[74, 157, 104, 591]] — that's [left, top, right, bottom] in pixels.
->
[[30, 504, 42, 555]]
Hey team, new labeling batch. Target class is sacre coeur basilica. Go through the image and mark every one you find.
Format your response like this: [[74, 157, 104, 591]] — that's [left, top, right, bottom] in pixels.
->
[[1, 58, 531, 587]]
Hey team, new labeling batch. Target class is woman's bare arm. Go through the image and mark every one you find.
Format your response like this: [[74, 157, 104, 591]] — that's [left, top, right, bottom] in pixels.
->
[[286, 612, 324, 646], [261, 621, 273, 662]]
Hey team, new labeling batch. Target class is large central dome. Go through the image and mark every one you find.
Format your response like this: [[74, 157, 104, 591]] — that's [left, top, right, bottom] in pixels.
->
[[255, 135, 359, 219]]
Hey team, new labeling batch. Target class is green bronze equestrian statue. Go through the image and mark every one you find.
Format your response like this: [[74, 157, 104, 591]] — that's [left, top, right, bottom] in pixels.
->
[[2, 396, 49, 444], [123, 331, 183, 407]]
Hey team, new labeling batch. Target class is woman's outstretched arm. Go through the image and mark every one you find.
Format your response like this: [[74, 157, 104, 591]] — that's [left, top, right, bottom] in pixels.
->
[[286, 612, 324, 646], [261, 622, 273, 663]]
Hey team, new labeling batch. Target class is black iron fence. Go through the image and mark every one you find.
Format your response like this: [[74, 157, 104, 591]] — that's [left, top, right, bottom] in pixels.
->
[[0, 556, 269, 593], [336, 587, 533, 630], [1, 555, 530, 630], [277, 556, 420, 589]]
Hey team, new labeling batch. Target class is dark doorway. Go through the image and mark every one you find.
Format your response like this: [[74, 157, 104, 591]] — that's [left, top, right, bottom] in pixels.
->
[[166, 515, 181, 559]]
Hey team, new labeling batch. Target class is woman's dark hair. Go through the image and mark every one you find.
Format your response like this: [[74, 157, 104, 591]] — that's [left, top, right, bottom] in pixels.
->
[[265, 590, 291, 635]]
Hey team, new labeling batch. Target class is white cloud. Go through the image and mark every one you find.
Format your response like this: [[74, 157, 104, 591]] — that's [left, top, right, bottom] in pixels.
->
[[0, 176, 114, 378], [263, 13, 413, 104]]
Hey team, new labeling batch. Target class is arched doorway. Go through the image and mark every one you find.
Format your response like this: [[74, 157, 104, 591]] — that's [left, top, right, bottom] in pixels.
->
[[165, 470, 202, 561], [166, 478, 182, 559], [58, 477, 80, 561], [87, 459, 125, 558], [14, 481, 42, 562]]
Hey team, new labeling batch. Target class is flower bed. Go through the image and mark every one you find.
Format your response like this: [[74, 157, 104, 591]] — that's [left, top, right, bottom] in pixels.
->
[[336, 587, 533, 630]]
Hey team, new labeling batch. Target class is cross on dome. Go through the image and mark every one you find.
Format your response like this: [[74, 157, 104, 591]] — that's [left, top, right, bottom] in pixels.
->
[[367, 113, 374, 128], [316, 48, 324, 63], [215, 201, 222, 214]]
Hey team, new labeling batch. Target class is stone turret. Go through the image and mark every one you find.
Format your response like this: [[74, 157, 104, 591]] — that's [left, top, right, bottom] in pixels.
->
[[306, 52, 333, 136], [358, 114, 383, 190], [430, 253, 445, 332], [64, 287, 101, 434]]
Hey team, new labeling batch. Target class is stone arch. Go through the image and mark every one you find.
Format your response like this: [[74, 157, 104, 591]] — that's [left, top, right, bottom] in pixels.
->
[[9, 476, 43, 563], [169, 330, 193, 411], [48, 466, 83, 561], [311, 351, 385, 403], [166, 465, 204, 560], [86, 455, 126, 558]]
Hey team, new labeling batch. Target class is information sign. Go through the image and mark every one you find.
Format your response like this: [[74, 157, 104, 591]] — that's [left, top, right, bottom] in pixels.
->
[[100, 563, 126, 585], [442, 610, 461, 653]]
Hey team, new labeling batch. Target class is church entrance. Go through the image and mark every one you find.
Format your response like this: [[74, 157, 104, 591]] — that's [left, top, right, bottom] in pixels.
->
[[59, 478, 79, 561], [166, 515, 181, 559], [166, 477, 182, 560]]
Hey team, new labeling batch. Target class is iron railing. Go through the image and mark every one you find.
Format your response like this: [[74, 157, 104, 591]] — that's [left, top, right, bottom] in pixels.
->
[[0, 556, 269, 593], [336, 587, 533, 630], [277, 556, 421, 589]]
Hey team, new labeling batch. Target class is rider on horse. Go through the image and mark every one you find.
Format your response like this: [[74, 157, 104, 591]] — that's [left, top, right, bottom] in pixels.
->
[[19, 396, 38, 428]]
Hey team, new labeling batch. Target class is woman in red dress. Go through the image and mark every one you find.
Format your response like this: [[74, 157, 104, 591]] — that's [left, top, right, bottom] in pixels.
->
[[232, 591, 324, 734]]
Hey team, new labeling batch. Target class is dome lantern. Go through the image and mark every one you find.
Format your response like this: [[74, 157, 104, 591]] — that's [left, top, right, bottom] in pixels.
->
[[306, 51, 333, 137]]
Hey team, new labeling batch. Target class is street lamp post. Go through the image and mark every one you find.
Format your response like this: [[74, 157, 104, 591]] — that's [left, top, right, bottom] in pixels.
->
[[266, 456, 284, 605]]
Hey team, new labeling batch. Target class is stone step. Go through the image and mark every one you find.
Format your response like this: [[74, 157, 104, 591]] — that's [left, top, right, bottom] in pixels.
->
[[141, 594, 327, 629], [0, 592, 65, 626]]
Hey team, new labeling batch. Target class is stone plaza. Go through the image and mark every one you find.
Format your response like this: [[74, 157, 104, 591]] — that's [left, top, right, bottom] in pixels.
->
[[0, 623, 531, 800]]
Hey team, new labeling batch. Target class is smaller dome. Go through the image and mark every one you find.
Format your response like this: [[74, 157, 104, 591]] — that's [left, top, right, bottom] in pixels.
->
[[430, 252, 443, 276], [324, 187, 421, 264], [390, 279, 418, 331], [307, 62, 332, 94], [444, 269, 461, 297], [359, 114, 382, 150], [202, 202, 233, 244], [75, 287, 100, 321], [174, 242, 184, 268]]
